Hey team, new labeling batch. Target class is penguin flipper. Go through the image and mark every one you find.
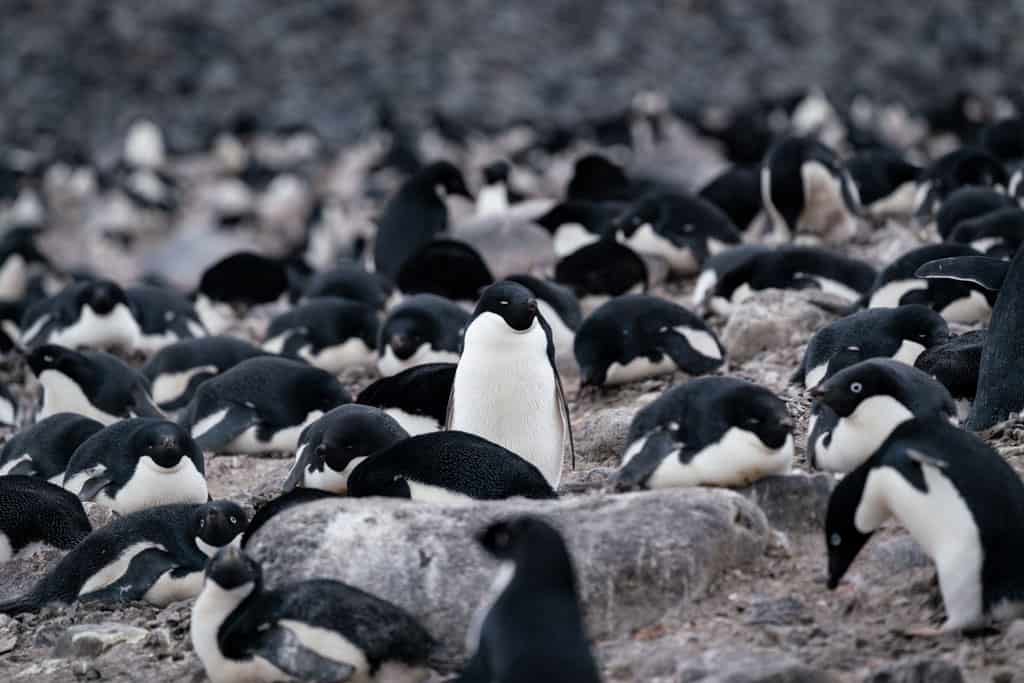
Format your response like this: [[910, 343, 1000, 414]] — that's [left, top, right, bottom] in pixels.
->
[[193, 406, 260, 452], [78, 474, 115, 502], [130, 384, 166, 419], [4, 459, 36, 476], [282, 448, 313, 492], [660, 328, 725, 376], [253, 626, 357, 683], [613, 430, 682, 491], [915, 256, 1010, 291], [555, 370, 575, 471], [79, 548, 177, 604]]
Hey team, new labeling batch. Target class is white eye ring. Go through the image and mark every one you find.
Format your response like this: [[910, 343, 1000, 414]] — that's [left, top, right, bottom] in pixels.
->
[[230, 516, 237, 525], [830, 532, 842, 547], [499, 300, 509, 305], [850, 382, 863, 394], [43, 355, 54, 363]]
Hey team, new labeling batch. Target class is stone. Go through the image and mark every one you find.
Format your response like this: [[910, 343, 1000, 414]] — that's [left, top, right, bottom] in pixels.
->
[[863, 658, 965, 683], [1001, 619, 1024, 649], [740, 473, 834, 532], [722, 290, 833, 364], [247, 489, 771, 665], [573, 406, 635, 467], [648, 647, 838, 682], [53, 624, 149, 659]]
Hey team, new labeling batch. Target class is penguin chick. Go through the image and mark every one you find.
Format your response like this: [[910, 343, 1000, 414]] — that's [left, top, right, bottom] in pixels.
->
[[191, 546, 436, 683]]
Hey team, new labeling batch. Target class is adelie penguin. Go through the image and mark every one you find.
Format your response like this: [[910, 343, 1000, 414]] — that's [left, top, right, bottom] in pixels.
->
[[377, 294, 469, 378], [575, 294, 724, 387], [697, 164, 763, 232], [458, 516, 601, 683], [913, 147, 1009, 220], [0, 476, 92, 564], [373, 160, 472, 280], [124, 284, 207, 353], [505, 274, 582, 358], [300, 262, 394, 310], [934, 186, 1016, 240], [263, 297, 379, 374], [825, 418, 1024, 632], [916, 246, 1024, 429], [535, 200, 622, 258], [914, 330, 984, 421], [554, 240, 648, 313], [0, 500, 247, 614], [142, 335, 269, 413], [195, 251, 291, 335], [20, 278, 141, 351], [27, 344, 163, 425], [948, 207, 1024, 258], [191, 546, 437, 683], [864, 243, 994, 324], [395, 239, 494, 305], [609, 191, 741, 276], [447, 281, 573, 488], [184, 356, 351, 454], [807, 359, 958, 474], [283, 404, 408, 494], [794, 305, 949, 390], [761, 136, 863, 242], [62, 418, 208, 514], [0, 226, 53, 303], [348, 431, 556, 502], [0, 412, 103, 479], [357, 362, 456, 435], [844, 148, 921, 220], [614, 377, 793, 490]]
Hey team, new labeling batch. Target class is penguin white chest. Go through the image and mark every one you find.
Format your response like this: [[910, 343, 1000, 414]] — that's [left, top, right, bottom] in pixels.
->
[[648, 429, 793, 489], [450, 315, 564, 487], [100, 455, 208, 514], [820, 397, 914, 473], [49, 303, 141, 351]]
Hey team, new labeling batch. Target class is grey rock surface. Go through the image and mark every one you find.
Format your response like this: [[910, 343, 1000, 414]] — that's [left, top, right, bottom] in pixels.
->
[[740, 473, 834, 532], [53, 623, 149, 659], [246, 489, 771, 664], [862, 658, 965, 683], [722, 290, 834, 365]]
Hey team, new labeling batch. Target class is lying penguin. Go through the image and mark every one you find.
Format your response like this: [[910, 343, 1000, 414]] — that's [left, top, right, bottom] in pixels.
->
[[0, 476, 92, 564]]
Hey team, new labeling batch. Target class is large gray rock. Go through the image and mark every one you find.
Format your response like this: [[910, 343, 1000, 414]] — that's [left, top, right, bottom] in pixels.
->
[[247, 489, 770, 665], [863, 658, 965, 683], [53, 624, 148, 659], [740, 473, 834, 532], [722, 290, 833, 364], [573, 406, 636, 467]]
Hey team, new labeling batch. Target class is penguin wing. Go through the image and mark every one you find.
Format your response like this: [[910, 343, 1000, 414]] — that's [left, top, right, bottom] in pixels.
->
[[915, 256, 1010, 291], [192, 405, 261, 452], [78, 472, 115, 502], [905, 448, 949, 471], [614, 430, 683, 490], [555, 368, 575, 472], [78, 548, 177, 603], [4, 459, 37, 476], [282, 446, 315, 493], [129, 384, 166, 419], [245, 624, 357, 683]]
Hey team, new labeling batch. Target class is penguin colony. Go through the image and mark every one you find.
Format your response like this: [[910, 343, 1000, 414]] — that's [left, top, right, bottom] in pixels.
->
[[0, 88, 1023, 680]]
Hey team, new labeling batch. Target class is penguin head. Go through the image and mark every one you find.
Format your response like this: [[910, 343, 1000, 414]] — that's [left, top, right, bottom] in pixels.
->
[[26, 344, 87, 379], [482, 160, 510, 186], [420, 161, 471, 200], [381, 310, 435, 360], [888, 304, 949, 348], [725, 387, 793, 449], [824, 464, 874, 589], [133, 420, 197, 470], [195, 500, 248, 553], [77, 279, 128, 316], [476, 516, 578, 589], [205, 545, 261, 592], [315, 406, 407, 474], [471, 281, 538, 332], [811, 359, 910, 418], [567, 154, 629, 201], [610, 194, 663, 238]]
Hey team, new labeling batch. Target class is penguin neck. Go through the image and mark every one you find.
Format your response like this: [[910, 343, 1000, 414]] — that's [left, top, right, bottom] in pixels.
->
[[511, 545, 578, 595]]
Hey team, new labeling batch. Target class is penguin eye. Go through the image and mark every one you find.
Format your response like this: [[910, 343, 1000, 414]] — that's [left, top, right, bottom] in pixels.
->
[[683, 224, 694, 233], [830, 533, 842, 547], [850, 382, 863, 394], [745, 417, 761, 426], [43, 354, 53, 363], [315, 444, 327, 455], [229, 516, 238, 525], [499, 300, 509, 306], [199, 518, 205, 528]]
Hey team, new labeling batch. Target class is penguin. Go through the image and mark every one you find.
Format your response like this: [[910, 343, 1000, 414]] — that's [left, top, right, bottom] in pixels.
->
[[609, 191, 742, 276], [0, 500, 247, 613], [794, 305, 949, 389], [475, 160, 526, 216], [505, 274, 582, 356], [62, 418, 208, 514], [377, 294, 469, 377], [348, 431, 556, 502], [20, 278, 141, 351], [807, 359, 958, 474], [373, 160, 472, 280], [916, 248, 1024, 429], [395, 239, 494, 304], [447, 281, 573, 488], [844, 148, 922, 219], [760, 136, 863, 242], [614, 377, 793, 490], [692, 245, 877, 316], [825, 418, 1024, 632], [554, 240, 648, 313], [948, 207, 1024, 258], [184, 356, 351, 454], [356, 362, 455, 435], [27, 344, 163, 425], [0, 476, 91, 564], [565, 153, 652, 203], [0, 383, 14, 427], [534, 200, 622, 258], [240, 488, 338, 548], [574, 294, 725, 387], [1011, 168, 1024, 200], [263, 297, 379, 374], [191, 546, 437, 683], [142, 335, 270, 413], [459, 516, 601, 683], [979, 116, 1024, 171], [865, 243, 995, 323], [0, 227, 53, 303], [300, 262, 394, 310], [0, 413, 103, 479], [125, 284, 207, 353], [195, 252, 290, 335], [697, 165, 762, 232], [283, 404, 409, 494], [913, 147, 1009, 220], [914, 330, 984, 421], [935, 186, 1016, 240]]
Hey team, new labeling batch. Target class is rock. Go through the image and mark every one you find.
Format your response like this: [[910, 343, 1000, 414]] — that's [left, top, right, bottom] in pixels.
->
[[247, 489, 770, 665], [679, 648, 838, 682], [722, 290, 833, 364], [573, 406, 635, 467], [863, 658, 965, 683], [740, 473, 834, 532], [53, 624, 149, 659], [0, 635, 17, 654], [1002, 619, 1024, 649], [745, 596, 809, 627]]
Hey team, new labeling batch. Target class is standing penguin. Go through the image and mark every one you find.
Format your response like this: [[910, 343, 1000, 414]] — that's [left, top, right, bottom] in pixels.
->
[[808, 359, 958, 474], [0, 413, 104, 479], [459, 516, 601, 683], [447, 281, 573, 488], [373, 160, 472, 280], [825, 418, 1024, 632], [377, 294, 469, 378], [191, 546, 437, 683], [0, 476, 92, 564], [62, 418, 208, 514]]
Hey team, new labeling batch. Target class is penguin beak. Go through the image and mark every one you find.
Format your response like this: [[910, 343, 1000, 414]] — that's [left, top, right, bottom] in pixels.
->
[[809, 384, 826, 401], [826, 575, 839, 590]]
